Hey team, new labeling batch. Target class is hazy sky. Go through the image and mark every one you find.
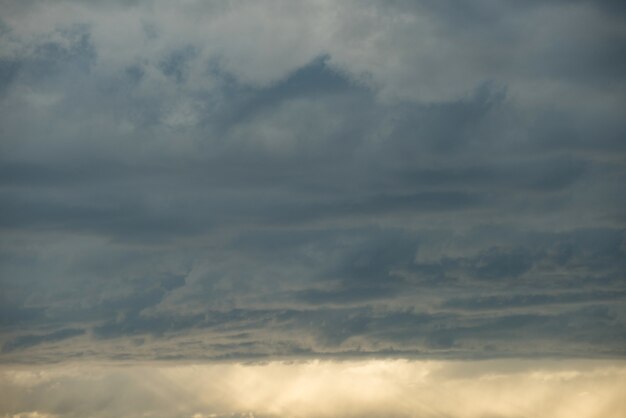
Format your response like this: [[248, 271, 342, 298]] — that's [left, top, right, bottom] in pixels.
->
[[1, 359, 625, 418], [0, 0, 625, 416]]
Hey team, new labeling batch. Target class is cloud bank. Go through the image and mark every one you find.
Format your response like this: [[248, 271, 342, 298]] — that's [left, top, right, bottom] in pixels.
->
[[0, 0, 625, 363]]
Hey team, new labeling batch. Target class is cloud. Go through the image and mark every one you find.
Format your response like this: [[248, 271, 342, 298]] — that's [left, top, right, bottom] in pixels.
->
[[2, 329, 85, 353], [1, 360, 625, 418], [0, 0, 624, 363]]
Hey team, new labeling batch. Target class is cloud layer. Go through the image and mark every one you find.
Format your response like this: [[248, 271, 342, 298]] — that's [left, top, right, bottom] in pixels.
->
[[0, 0, 625, 362], [1, 360, 625, 418]]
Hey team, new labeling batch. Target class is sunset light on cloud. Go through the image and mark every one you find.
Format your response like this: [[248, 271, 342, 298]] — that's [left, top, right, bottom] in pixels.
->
[[2, 360, 625, 418], [0, 0, 625, 417]]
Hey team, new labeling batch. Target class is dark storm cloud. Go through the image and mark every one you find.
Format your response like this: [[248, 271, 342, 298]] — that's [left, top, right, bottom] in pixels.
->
[[217, 55, 358, 128], [0, 0, 624, 362]]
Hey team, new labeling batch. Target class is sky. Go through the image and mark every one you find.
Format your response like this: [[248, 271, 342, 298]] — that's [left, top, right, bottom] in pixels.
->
[[0, 0, 625, 417]]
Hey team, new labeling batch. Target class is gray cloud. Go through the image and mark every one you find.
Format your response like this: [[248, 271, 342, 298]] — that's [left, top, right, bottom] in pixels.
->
[[0, 0, 625, 364], [2, 328, 85, 353]]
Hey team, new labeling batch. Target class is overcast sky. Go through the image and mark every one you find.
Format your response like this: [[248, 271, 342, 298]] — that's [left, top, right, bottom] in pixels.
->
[[0, 0, 625, 416]]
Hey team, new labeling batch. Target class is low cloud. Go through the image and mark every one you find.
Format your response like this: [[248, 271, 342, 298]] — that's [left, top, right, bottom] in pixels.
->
[[1, 360, 625, 418]]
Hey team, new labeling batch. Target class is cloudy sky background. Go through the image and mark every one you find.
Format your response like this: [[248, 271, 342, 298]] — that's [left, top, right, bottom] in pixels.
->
[[0, 0, 625, 416]]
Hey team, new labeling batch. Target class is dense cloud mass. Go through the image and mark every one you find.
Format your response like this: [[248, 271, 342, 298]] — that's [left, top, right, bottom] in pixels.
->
[[0, 0, 625, 364]]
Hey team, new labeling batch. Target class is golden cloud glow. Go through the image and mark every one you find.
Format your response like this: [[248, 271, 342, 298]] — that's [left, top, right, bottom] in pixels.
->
[[1, 359, 625, 418]]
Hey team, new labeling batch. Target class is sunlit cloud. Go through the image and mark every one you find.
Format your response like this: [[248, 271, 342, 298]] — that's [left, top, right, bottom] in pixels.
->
[[1, 360, 625, 418]]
